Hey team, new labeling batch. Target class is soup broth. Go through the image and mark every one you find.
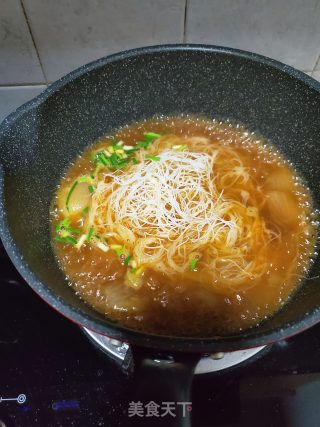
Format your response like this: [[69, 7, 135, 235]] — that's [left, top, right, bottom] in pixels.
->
[[51, 116, 317, 336]]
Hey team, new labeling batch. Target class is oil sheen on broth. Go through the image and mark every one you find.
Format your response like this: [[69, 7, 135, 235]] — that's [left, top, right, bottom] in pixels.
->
[[51, 116, 317, 337]]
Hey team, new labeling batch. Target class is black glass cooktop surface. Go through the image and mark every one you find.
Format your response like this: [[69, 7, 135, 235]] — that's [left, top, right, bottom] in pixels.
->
[[1, 244, 320, 427]]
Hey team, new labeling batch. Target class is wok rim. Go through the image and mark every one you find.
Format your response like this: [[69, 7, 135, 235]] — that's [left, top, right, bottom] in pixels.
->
[[1, 43, 320, 353]]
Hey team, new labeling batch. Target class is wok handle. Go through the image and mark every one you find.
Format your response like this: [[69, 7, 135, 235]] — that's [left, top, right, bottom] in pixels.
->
[[128, 346, 200, 427]]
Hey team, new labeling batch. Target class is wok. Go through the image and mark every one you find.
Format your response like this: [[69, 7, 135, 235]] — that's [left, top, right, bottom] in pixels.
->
[[1, 45, 320, 426]]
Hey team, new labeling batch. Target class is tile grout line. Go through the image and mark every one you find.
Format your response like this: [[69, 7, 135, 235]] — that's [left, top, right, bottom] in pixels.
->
[[311, 55, 320, 74], [0, 83, 47, 88], [20, 0, 48, 84], [183, 0, 188, 43]]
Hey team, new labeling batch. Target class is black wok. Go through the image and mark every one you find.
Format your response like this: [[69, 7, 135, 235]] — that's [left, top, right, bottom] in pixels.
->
[[1, 45, 320, 426]]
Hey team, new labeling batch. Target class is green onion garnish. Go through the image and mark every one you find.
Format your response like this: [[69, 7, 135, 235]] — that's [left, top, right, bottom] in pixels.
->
[[131, 267, 137, 273], [116, 159, 130, 169], [173, 144, 187, 151], [54, 236, 67, 244], [66, 236, 78, 245], [90, 132, 161, 172], [124, 255, 132, 266], [79, 175, 95, 184], [136, 141, 149, 149], [66, 180, 78, 212], [190, 256, 200, 271], [112, 139, 120, 146], [56, 221, 80, 235], [145, 155, 160, 162], [87, 227, 94, 241], [55, 218, 71, 233], [82, 207, 89, 214], [66, 227, 81, 234], [144, 132, 160, 142], [107, 153, 117, 165], [132, 158, 138, 165], [123, 147, 137, 154], [88, 185, 95, 193], [92, 151, 109, 165], [136, 132, 160, 149], [54, 235, 77, 245], [92, 149, 130, 170], [55, 217, 81, 244], [110, 244, 124, 256]]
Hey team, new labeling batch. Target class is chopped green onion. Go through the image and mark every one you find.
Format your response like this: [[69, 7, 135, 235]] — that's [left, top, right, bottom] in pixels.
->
[[54, 236, 68, 244], [55, 217, 71, 233], [93, 164, 102, 177], [114, 147, 126, 155], [88, 185, 95, 193], [136, 140, 149, 149], [190, 256, 200, 271], [124, 255, 132, 265], [144, 132, 160, 142], [79, 175, 95, 184], [124, 148, 137, 155], [66, 180, 78, 212], [87, 227, 94, 241], [110, 244, 124, 256], [118, 161, 129, 169], [56, 220, 81, 235], [55, 217, 81, 245], [123, 145, 137, 152], [132, 158, 138, 165], [136, 132, 161, 149], [136, 266, 144, 275], [66, 236, 78, 245], [108, 153, 117, 166], [131, 260, 137, 269], [173, 144, 187, 151], [93, 149, 130, 170], [100, 152, 110, 164], [82, 207, 89, 214], [109, 155, 120, 167], [91, 132, 161, 172], [92, 151, 109, 165], [145, 155, 160, 162], [115, 159, 129, 169], [66, 227, 81, 234], [128, 265, 144, 276], [54, 235, 77, 245]]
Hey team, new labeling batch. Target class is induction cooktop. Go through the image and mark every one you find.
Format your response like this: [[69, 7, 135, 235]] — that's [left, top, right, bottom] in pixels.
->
[[1, 242, 320, 427]]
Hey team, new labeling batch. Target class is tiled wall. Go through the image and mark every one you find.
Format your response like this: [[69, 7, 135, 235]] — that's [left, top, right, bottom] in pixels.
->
[[1, 0, 320, 121]]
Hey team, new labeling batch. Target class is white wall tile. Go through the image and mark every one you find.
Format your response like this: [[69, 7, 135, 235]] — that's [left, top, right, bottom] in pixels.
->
[[0, 0, 45, 84], [312, 70, 320, 81], [186, 0, 320, 71], [314, 55, 320, 71], [0, 85, 46, 122], [22, 0, 185, 82]]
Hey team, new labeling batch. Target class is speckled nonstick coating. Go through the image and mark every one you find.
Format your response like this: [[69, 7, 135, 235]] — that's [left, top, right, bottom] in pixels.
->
[[0, 45, 320, 353]]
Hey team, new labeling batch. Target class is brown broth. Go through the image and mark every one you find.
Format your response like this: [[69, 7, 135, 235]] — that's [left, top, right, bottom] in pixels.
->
[[51, 116, 317, 337]]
